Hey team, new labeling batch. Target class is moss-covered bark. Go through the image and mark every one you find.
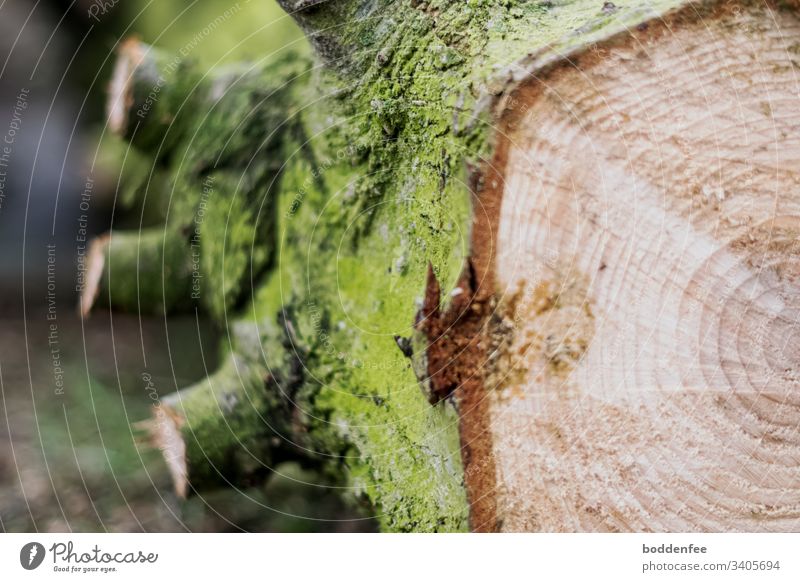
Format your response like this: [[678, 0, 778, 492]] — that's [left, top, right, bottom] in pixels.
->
[[101, 0, 729, 531]]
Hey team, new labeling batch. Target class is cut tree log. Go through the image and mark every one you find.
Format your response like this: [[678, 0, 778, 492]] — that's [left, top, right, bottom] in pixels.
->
[[97, 0, 800, 531]]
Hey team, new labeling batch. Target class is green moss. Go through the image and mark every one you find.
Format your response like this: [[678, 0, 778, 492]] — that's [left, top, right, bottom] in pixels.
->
[[99, 228, 194, 315], [156, 52, 311, 319], [171, 353, 282, 490]]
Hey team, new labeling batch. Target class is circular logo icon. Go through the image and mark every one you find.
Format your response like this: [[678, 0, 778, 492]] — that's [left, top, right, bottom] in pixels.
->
[[20, 542, 45, 570]]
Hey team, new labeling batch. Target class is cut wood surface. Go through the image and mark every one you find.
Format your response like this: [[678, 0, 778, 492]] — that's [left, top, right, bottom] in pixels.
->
[[478, 1, 800, 531]]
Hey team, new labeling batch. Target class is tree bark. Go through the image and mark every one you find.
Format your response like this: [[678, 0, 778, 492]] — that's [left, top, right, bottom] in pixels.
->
[[97, 0, 800, 531]]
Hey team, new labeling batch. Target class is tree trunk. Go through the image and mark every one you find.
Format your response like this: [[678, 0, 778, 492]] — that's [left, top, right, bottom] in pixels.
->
[[96, 0, 800, 531]]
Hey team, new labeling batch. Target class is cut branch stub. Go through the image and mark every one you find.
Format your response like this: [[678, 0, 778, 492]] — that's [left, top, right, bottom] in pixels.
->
[[107, 38, 202, 156], [80, 228, 194, 317], [146, 353, 290, 498]]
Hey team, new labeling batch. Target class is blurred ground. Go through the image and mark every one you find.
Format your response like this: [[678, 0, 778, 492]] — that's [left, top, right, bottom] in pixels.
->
[[0, 309, 376, 532]]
